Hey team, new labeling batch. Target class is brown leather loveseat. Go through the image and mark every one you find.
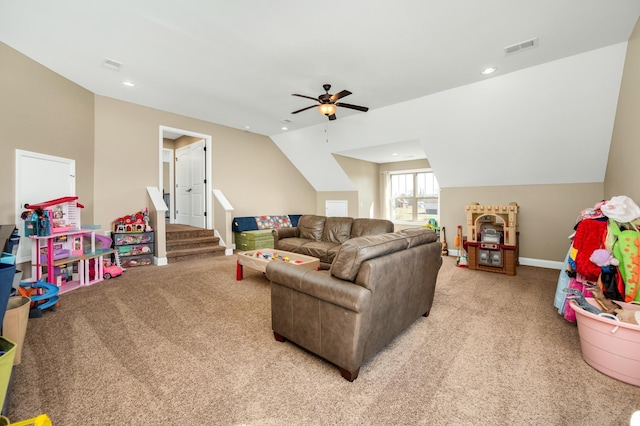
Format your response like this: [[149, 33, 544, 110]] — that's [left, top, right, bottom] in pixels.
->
[[272, 215, 394, 268], [265, 228, 442, 381]]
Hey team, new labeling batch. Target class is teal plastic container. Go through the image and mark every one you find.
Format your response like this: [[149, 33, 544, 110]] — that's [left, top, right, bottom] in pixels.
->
[[0, 264, 14, 327]]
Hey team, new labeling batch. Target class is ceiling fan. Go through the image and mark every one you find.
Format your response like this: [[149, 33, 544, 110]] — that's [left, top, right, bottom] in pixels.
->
[[291, 84, 369, 121]]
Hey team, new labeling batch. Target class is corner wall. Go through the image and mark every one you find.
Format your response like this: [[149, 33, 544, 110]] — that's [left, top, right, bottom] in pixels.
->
[[94, 96, 317, 230], [0, 42, 95, 224], [439, 183, 604, 263], [605, 18, 640, 200]]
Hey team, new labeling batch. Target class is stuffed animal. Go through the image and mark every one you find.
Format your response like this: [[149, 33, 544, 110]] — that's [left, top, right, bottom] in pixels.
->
[[589, 248, 619, 268], [585, 283, 639, 325]]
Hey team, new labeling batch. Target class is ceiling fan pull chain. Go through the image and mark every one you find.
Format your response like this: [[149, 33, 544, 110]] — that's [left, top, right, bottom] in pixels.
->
[[325, 121, 329, 143]]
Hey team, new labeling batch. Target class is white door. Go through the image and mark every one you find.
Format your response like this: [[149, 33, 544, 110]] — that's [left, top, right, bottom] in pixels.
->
[[326, 200, 348, 217], [15, 150, 76, 263], [175, 140, 206, 228]]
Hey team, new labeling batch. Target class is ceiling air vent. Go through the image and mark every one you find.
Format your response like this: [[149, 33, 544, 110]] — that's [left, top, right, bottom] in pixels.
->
[[504, 37, 538, 55], [102, 58, 123, 71]]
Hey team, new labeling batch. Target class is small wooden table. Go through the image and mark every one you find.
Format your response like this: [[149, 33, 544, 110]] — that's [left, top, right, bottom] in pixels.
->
[[236, 249, 320, 280]]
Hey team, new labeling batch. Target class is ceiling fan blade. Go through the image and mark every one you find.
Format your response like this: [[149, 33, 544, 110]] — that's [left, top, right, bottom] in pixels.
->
[[328, 114, 337, 121], [292, 94, 319, 102], [330, 90, 352, 103], [335, 102, 369, 112], [291, 105, 317, 114]]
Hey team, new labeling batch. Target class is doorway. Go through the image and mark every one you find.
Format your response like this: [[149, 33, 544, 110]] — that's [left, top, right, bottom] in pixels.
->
[[159, 126, 213, 230], [175, 140, 205, 228]]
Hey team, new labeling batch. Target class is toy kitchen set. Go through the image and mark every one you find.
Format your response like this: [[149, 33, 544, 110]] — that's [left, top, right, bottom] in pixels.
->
[[464, 202, 519, 276]]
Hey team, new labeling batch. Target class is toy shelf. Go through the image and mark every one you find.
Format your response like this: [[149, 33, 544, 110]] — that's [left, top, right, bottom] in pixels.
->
[[29, 229, 115, 295]]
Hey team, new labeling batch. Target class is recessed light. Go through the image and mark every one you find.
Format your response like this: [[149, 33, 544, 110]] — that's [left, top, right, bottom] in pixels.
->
[[244, 125, 251, 130], [281, 127, 288, 131], [392, 153, 398, 156], [481, 67, 497, 75], [122, 80, 136, 87]]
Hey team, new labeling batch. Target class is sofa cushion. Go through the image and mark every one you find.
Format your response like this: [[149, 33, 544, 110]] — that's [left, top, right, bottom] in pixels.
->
[[276, 237, 310, 252], [298, 215, 326, 241], [351, 218, 394, 238], [331, 233, 409, 282], [322, 217, 353, 244], [295, 241, 336, 264], [327, 245, 342, 264], [399, 228, 438, 248]]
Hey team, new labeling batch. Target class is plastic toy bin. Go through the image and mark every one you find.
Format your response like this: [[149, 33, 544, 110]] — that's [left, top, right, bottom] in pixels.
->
[[0, 337, 16, 410], [571, 298, 640, 386], [0, 265, 15, 327]]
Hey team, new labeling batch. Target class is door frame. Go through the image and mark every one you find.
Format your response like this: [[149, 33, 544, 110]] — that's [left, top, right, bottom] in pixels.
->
[[162, 148, 175, 224], [159, 126, 213, 229]]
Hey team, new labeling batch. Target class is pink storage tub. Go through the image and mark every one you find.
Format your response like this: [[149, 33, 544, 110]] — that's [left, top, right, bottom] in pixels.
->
[[570, 298, 640, 386]]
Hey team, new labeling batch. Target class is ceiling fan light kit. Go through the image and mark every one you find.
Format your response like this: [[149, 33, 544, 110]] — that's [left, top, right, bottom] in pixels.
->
[[318, 103, 336, 116], [292, 84, 369, 121]]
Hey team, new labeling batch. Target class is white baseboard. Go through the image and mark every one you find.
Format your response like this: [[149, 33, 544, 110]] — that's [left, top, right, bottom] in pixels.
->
[[446, 249, 563, 270], [225, 248, 234, 256], [155, 256, 168, 266], [518, 257, 563, 270]]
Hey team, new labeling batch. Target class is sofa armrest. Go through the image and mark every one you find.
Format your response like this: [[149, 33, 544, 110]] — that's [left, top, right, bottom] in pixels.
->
[[266, 261, 371, 313], [272, 227, 299, 247]]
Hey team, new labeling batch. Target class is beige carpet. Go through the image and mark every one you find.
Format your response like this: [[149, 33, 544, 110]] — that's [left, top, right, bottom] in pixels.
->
[[5, 255, 640, 425]]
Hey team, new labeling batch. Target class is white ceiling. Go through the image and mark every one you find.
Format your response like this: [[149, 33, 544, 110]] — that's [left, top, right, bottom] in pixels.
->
[[1, 1, 639, 172]]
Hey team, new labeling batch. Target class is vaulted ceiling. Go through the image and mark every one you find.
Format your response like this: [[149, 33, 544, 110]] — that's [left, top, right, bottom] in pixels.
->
[[1, 1, 639, 189]]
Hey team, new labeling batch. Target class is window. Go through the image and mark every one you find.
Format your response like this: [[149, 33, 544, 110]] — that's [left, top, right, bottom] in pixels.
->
[[389, 170, 439, 222]]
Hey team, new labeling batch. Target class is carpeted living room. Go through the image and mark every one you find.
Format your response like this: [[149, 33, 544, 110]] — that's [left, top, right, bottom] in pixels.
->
[[7, 254, 638, 425], [2, 2, 640, 425]]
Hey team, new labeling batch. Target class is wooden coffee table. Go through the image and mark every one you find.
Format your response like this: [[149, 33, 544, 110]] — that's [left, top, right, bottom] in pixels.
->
[[236, 248, 320, 280]]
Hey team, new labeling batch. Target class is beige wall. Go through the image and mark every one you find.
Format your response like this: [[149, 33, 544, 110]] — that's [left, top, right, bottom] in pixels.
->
[[316, 191, 359, 217], [605, 19, 640, 200], [94, 96, 316, 229], [379, 159, 431, 173], [0, 42, 95, 225], [1, 40, 316, 237], [333, 155, 380, 217], [440, 183, 604, 262], [4, 29, 639, 266]]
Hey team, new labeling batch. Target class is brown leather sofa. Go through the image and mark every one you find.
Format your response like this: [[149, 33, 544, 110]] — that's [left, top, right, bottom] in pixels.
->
[[265, 228, 442, 381], [272, 215, 394, 268]]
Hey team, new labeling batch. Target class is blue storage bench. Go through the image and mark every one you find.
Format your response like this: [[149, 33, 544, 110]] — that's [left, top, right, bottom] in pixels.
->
[[233, 215, 301, 251]]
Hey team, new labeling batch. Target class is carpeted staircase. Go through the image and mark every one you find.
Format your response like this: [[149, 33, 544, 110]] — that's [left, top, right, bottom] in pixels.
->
[[166, 224, 226, 262]]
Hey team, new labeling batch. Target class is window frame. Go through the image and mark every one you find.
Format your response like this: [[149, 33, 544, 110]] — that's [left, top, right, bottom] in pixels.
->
[[388, 168, 440, 224]]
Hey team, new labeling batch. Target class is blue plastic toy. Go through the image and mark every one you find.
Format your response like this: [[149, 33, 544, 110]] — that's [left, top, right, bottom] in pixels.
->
[[19, 280, 59, 311]]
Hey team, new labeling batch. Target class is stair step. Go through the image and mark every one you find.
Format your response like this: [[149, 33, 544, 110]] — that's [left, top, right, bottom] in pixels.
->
[[166, 229, 215, 241], [164, 225, 224, 263], [166, 245, 226, 263], [166, 236, 219, 250]]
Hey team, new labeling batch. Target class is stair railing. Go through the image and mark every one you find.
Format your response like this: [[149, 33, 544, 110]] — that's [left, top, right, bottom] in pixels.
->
[[212, 189, 234, 256], [146, 186, 168, 265]]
